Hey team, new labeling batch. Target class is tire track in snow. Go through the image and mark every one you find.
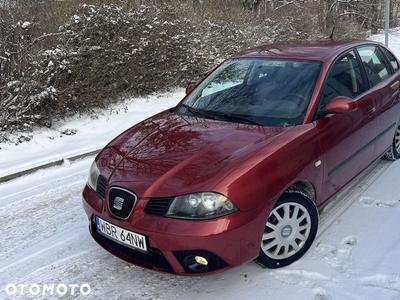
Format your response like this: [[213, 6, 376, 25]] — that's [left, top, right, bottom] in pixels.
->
[[309, 159, 400, 299], [0, 225, 96, 283], [0, 180, 88, 261], [0, 168, 94, 289], [0, 158, 91, 208], [317, 159, 392, 236]]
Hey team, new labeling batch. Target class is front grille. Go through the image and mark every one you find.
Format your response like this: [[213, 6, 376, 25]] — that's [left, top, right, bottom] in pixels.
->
[[173, 250, 230, 273], [144, 197, 173, 216], [93, 226, 174, 273], [96, 175, 107, 198], [108, 187, 137, 219]]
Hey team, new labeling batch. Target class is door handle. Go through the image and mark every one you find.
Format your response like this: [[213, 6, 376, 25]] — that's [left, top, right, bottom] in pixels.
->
[[367, 107, 375, 117], [391, 81, 400, 98], [390, 81, 399, 91]]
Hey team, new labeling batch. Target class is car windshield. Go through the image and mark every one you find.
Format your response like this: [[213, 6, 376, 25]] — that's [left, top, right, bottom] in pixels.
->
[[177, 58, 322, 126]]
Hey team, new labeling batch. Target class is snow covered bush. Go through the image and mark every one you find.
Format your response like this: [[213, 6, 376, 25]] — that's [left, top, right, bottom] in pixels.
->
[[0, 0, 368, 137], [0, 4, 195, 133]]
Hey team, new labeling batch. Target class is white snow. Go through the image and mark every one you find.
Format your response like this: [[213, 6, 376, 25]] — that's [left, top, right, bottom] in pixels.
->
[[1, 33, 400, 299], [21, 21, 31, 29], [0, 90, 185, 179]]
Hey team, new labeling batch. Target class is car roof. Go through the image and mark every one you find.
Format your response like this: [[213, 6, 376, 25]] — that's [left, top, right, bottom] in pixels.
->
[[232, 40, 382, 62]]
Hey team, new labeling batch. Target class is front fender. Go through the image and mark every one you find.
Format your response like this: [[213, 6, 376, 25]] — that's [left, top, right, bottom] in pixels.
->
[[214, 123, 323, 211]]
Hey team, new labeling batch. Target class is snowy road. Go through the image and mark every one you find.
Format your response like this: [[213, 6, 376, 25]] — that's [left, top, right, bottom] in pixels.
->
[[0, 158, 202, 300], [1, 155, 399, 300]]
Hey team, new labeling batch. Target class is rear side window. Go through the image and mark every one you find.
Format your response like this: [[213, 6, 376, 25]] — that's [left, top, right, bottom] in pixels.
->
[[381, 47, 399, 72], [357, 46, 392, 87]]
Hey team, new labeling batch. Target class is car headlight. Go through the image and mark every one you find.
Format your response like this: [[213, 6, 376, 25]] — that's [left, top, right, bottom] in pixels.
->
[[165, 192, 238, 220], [87, 161, 100, 191]]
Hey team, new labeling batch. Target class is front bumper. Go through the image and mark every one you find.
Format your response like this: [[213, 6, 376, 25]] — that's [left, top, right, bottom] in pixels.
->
[[82, 185, 273, 275]]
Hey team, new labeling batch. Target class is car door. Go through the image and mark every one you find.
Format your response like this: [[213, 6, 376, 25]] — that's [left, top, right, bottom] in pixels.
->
[[356, 45, 400, 159], [314, 50, 377, 204]]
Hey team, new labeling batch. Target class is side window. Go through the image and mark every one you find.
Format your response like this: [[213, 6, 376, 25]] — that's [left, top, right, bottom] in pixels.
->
[[357, 46, 391, 87], [320, 51, 365, 107], [381, 47, 399, 72]]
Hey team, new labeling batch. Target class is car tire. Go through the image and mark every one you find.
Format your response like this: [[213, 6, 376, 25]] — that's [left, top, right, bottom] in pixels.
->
[[255, 188, 319, 269], [383, 122, 400, 161]]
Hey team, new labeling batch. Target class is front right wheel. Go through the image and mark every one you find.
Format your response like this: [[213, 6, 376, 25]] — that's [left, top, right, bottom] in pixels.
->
[[255, 189, 319, 269]]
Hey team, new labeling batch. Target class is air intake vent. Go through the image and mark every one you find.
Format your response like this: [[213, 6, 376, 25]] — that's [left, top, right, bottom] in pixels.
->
[[144, 197, 173, 216], [96, 175, 107, 198]]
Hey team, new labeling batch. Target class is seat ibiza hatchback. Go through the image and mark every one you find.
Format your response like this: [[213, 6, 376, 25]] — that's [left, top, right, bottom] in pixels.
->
[[82, 40, 400, 275]]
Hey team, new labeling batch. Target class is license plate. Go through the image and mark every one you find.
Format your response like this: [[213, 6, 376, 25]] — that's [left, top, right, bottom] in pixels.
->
[[95, 216, 147, 252]]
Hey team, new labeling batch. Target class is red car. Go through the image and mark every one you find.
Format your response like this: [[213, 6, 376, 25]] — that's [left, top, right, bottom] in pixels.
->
[[82, 40, 400, 275]]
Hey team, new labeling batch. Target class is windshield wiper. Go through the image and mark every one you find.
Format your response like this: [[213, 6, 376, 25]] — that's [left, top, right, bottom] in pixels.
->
[[175, 104, 222, 120], [205, 111, 264, 126], [176, 104, 264, 126]]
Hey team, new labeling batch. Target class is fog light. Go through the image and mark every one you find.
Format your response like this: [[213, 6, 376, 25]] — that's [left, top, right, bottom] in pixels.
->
[[195, 256, 208, 266], [184, 255, 209, 272]]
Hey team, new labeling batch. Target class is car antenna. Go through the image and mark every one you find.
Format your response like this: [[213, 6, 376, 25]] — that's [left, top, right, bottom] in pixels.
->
[[329, 25, 335, 40]]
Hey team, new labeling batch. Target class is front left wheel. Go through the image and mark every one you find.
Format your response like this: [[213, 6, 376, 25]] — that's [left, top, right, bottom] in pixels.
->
[[255, 189, 319, 269]]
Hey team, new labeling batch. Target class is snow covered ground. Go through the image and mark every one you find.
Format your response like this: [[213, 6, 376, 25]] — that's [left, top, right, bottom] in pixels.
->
[[1, 32, 400, 300]]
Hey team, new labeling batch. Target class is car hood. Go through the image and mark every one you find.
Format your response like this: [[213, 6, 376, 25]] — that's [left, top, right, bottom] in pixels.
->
[[97, 110, 292, 198]]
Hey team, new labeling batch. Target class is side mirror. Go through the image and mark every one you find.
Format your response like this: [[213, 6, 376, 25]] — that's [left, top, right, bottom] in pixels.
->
[[325, 96, 357, 114], [185, 82, 197, 95]]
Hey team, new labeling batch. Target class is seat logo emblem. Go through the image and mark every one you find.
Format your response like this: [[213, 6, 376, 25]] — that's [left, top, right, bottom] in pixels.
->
[[113, 197, 124, 210]]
